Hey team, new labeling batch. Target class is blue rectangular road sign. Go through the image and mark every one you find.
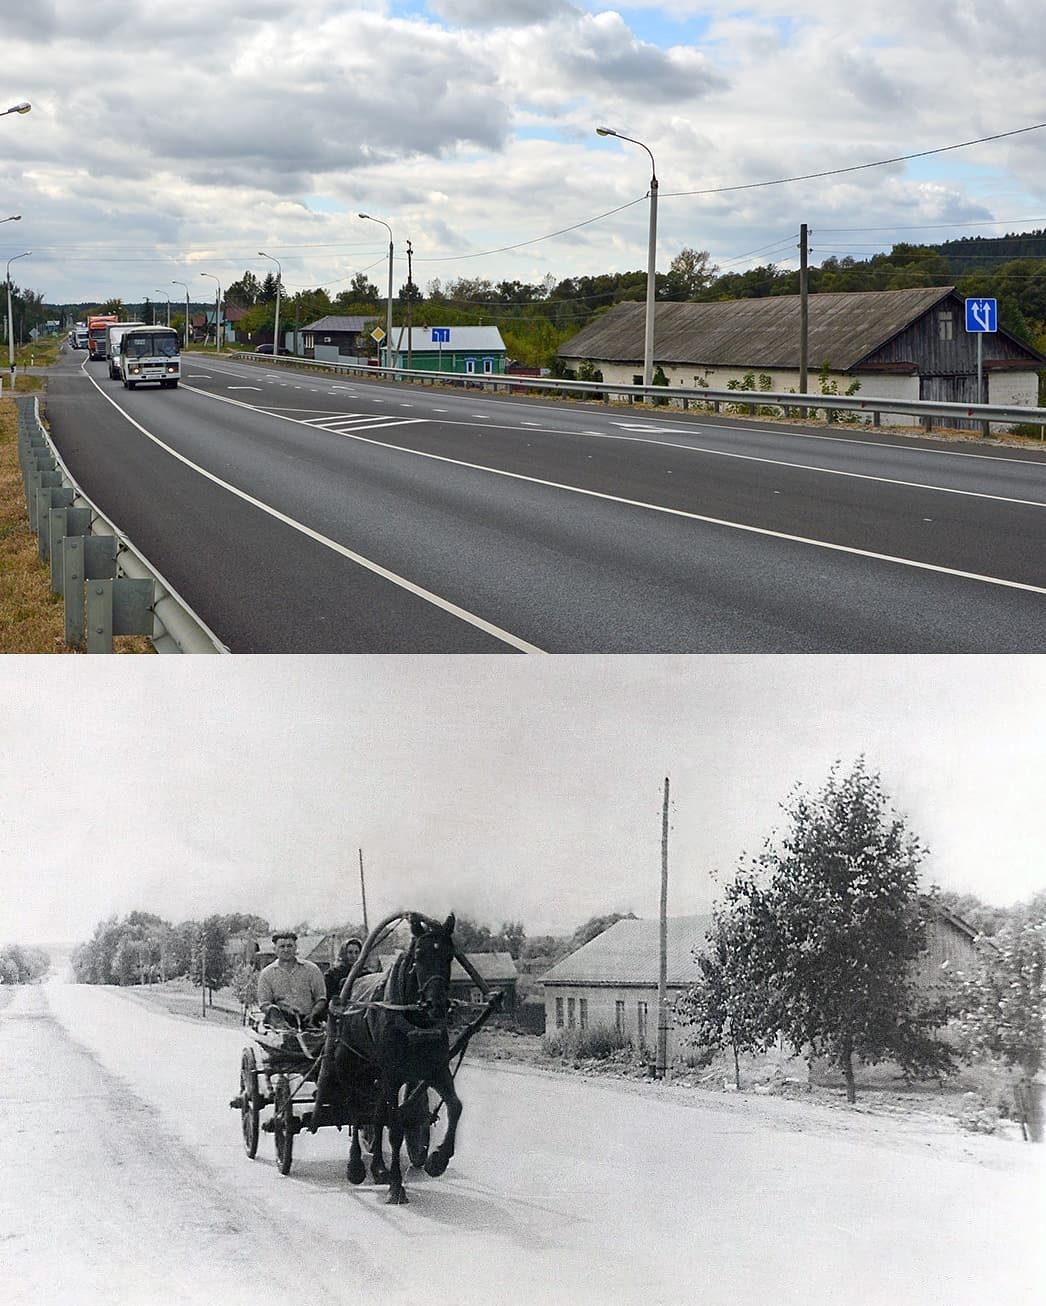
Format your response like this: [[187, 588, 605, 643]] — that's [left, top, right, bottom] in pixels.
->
[[965, 298, 997, 332], [431, 327, 451, 343]]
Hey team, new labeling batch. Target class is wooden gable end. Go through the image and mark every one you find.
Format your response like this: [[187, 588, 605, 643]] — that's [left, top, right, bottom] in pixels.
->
[[858, 292, 1045, 373]]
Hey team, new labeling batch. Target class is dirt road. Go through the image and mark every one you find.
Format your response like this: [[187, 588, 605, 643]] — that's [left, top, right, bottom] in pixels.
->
[[2, 982, 1043, 1305]]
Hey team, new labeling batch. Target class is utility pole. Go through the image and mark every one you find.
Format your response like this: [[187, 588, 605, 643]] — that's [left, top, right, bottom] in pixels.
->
[[655, 776, 670, 1080], [798, 223, 809, 394], [406, 240, 414, 373], [359, 848, 369, 935]]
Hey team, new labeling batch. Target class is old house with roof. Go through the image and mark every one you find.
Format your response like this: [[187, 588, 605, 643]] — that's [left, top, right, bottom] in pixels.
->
[[387, 325, 508, 376], [542, 905, 980, 1066], [558, 287, 1044, 426], [541, 915, 711, 1060], [301, 315, 373, 364]]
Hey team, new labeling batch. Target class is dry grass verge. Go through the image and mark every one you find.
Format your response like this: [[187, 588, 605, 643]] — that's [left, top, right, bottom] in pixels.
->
[[0, 396, 152, 653]]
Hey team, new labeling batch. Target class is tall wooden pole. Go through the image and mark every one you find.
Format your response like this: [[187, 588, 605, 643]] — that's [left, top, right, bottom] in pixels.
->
[[656, 776, 670, 1080], [359, 848, 369, 934]]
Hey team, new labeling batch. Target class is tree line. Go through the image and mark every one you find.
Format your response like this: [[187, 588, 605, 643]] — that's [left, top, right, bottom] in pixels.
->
[[0, 942, 50, 985]]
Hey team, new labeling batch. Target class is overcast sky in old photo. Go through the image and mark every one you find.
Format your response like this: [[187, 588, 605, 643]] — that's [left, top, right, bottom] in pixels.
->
[[1, 655, 1043, 946], [3, 1, 1044, 307]]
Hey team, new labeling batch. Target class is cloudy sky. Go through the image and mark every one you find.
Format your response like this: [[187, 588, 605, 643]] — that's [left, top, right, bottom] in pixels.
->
[[1, 655, 1043, 946], [3, 1, 1044, 309]]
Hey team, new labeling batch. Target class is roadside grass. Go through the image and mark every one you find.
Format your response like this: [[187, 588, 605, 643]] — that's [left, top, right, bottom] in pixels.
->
[[0, 391, 152, 653]]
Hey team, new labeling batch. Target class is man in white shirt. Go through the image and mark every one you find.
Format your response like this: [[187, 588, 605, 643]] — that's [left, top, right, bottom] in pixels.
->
[[256, 932, 326, 1025]]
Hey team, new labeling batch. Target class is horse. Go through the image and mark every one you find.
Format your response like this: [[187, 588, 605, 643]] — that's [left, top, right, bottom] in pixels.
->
[[322, 912, 462, 1205]]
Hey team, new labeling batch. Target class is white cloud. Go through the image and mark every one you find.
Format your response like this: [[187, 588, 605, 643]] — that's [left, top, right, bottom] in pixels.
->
[[1, 2, 1042, 305]]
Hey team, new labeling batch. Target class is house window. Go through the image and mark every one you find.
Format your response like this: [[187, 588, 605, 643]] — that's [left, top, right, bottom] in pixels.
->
[[465, 358, 477, 373], [615, 1000, 625, 1033], [637, 1001, 648, 1044], [482, 357, 494, 374], [938, 311, 954, 341], [555, 996, 564, 1028], [567, 997, 576, 1029], [579, 998, 588, 1030]]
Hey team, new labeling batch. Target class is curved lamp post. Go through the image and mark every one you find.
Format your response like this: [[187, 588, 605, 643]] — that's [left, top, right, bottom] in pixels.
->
[[2, 102, 31, 118], [258, 251, 282, 357], [171, 280, 190, 348], [200, 272, 221, 351], [7, 250, 31, 386], [596, 126, 658, 388], [358, 213, 394, 371], [154, 290, 171, 326]]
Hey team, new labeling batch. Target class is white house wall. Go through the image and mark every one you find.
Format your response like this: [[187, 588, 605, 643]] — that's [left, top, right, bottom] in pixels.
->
[[544, 985, 690, 1062]]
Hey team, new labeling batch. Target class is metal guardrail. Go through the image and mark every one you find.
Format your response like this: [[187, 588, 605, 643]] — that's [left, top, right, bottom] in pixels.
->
[[17, 394, 228, 654], [239, 350, 1046, 436]]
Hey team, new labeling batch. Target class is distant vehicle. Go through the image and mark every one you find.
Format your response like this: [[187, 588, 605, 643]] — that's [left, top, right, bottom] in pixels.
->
[[86, 314, 119, 361], [72, 328, 89, 349], [116, 325, 181, 389], [254, 343, 292, 355], [105, 322, 146, 378]]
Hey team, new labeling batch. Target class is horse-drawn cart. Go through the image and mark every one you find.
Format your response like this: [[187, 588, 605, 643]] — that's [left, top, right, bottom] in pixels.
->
[[230, 910, 503, 1201]]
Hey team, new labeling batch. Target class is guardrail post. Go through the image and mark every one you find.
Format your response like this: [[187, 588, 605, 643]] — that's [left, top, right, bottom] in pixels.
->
[[62, 537, 86, 647], [86, 577, 154, 653], [36, 486, 74, 561], [26, 467, 62, 531], [49, 506, 92, 594]]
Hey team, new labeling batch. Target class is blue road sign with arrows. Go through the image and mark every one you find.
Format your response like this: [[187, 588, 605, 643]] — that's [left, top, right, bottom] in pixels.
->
[[431, 327, 451, 343], [965, 298, 997, 332]]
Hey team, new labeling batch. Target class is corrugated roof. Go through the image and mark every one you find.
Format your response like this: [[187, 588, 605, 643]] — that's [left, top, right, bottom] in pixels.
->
[[541, 915, 712, 987], [303, 315, 372, 332], [558, 287, 960, 371], [395, 325, 506, 352]]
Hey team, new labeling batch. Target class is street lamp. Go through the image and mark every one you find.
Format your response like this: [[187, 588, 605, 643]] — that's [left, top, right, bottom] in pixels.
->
[[7, 250, 31, 387], [154, 290, 171, 326], [1, 216, 21, 223], [2, 102, 31, 118], [171, 280, 190, 348], [596, 126, 659, 389], [200, 272, 221, 352], [258, 251, 282, 357], [358, 213, 394, 371]]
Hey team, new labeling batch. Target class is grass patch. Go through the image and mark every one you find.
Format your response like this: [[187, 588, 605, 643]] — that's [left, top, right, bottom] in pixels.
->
[[0, 394, 152, 653], [542, 1023, 638, 1062]]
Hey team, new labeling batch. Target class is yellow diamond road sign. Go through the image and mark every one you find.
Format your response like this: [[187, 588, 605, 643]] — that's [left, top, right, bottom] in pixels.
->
[[371, 327, 386, 342]]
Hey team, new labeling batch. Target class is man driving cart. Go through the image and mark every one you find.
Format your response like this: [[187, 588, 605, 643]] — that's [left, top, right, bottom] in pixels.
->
[[256, 931, 327, 1028]]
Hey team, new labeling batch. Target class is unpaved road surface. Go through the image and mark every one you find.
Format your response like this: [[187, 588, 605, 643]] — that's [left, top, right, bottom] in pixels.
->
[[2, 982, 1043, 1305]]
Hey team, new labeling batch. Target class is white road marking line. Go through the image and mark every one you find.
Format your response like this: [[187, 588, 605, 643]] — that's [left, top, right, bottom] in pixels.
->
[[228, 386, 263, 391], [82, 375, 544, 653], [182, 383, 1046, 597], [592, 430, 1046, 510]]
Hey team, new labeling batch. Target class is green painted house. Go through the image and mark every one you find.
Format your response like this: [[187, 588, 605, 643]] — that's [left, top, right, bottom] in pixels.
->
[[390, 324, 507, 374]]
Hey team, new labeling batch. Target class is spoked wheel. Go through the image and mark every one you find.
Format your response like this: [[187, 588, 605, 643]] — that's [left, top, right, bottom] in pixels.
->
[[240, 1047, 262, 1158], [404, 1085, 431, 1169], [273, 1076, 295, 1175]]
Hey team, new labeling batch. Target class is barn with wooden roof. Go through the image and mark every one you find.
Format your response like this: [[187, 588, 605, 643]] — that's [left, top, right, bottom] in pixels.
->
[[558, 287, 1044, 424]]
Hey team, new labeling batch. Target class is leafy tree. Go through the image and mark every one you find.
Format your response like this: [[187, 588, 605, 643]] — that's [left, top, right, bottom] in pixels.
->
[[347, 272, 380, 304], [452, 916, 495, 952], [677, 910, 776, 1087], [664, 247, 718, 300], [496, 921, 527, 960], [226, 271, 261, 308], [717, 759, 951, 1102], [954, 922, 1045, 1139], [0, 943, 49, 984], [570, 912, 637, 949]]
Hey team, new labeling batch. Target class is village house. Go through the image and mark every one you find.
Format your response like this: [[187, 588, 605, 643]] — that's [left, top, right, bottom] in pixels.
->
[[557, 286, 1044, 427], [541, 905, 981, 1066]]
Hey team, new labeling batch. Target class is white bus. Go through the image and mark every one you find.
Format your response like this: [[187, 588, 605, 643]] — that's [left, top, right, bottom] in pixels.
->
[[117, 325, 181, 389], [106, 322, 145, 378]]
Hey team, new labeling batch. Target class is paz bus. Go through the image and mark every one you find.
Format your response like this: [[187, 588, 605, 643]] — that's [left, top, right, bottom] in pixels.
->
[[116, 325, 181, 389]]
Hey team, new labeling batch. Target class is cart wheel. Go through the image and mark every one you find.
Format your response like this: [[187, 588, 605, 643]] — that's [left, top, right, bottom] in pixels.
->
[[240, 1047, 262, 1158], [405, 1087, 431, 1168], [273, 1077, 295, 1175]]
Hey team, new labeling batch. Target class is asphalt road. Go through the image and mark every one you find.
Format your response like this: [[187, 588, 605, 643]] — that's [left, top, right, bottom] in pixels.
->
[[41, 347, 1046, 652]]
